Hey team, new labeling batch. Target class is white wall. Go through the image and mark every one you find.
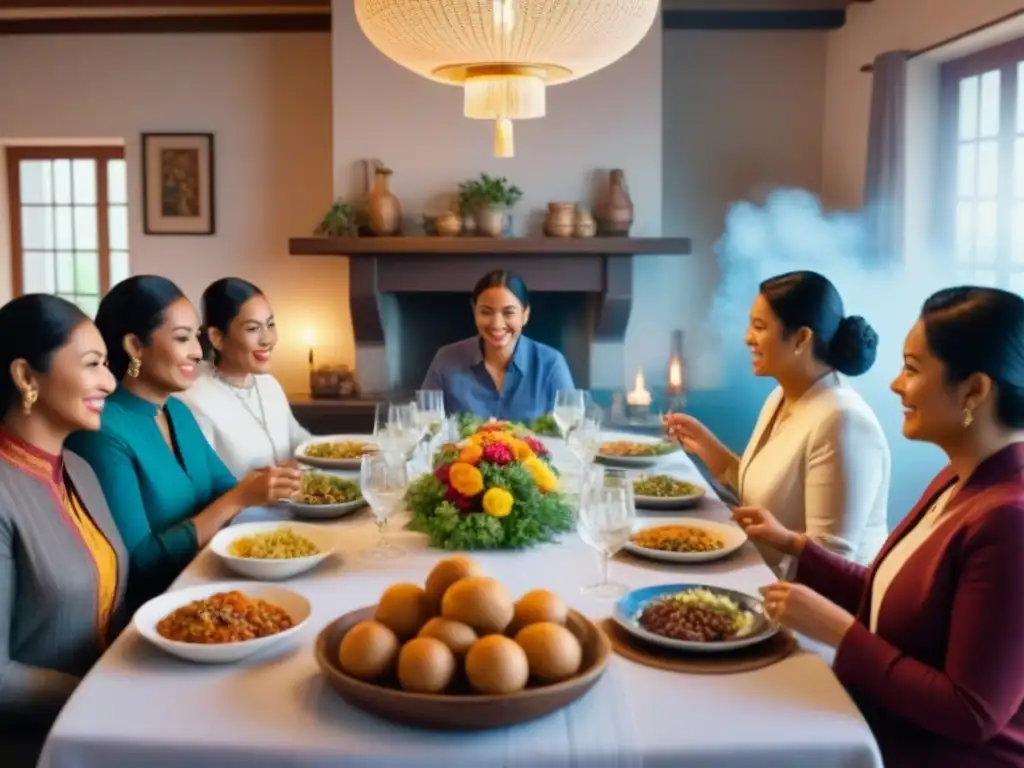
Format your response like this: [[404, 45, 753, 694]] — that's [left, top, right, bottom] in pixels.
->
[[823, 0, 1024, 209], [330, 0, 663, 392], [0, 33, 345, 395], [662, 29, 828, 387]]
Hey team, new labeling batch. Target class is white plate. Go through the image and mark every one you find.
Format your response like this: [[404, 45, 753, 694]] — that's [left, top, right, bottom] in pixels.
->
[[210, 522, 336, 580], [623, 517, 747, 563], [594, 441, 679, 469], [133, 582, 311, 664], [634, 478, 707, 510], [280, 472, 367, 520], [295, 434, 374, 469]]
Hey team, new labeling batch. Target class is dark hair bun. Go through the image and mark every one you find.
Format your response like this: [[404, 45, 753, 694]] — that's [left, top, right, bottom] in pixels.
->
[[829, 315, 878, 376]]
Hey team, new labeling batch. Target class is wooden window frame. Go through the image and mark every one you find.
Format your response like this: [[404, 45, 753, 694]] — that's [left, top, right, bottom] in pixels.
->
[[5, 144, 126, 299], [936, 36, 1024, 287]]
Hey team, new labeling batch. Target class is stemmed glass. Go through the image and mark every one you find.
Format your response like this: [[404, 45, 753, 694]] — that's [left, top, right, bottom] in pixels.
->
[[374, 402, 420, 466], [553, 389, 586, 439], [414, 390, 446, 465], [577, 468, 636, 599], [567, 408, 603, 467], [359, 451, 409, 559]]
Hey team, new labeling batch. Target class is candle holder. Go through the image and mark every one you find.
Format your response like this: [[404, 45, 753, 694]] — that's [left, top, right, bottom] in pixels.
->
[[666, 329, 686, 412]]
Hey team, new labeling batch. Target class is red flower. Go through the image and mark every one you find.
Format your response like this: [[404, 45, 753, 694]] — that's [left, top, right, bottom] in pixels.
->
[[482, 442, 514, 466], [445, 485, 473, 512], [434, 464, 452, 484], [523, 435, 547, 456]]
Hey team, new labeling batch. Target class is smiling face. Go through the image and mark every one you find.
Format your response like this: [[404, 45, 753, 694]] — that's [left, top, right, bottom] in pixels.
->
[[744, 293, 805, 379], [891, 319, 984, 443], [474, 286, 530, 354], [211, 294, 277, 375], [20, 321, 116, 433], [129, 297, 203, 393]]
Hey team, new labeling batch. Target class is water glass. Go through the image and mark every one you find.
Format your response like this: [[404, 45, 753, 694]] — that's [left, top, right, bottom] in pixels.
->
[[553, 389, 586, 439], [374, 401, 420, 465], [359, 451, 409, 559], [567, 412, 603, 466], [577, 469, 636, 599], [415, 389, 446, 459]]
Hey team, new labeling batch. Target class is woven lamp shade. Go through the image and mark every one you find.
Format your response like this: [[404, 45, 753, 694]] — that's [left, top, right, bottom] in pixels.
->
[[354, 0, 660, 157]]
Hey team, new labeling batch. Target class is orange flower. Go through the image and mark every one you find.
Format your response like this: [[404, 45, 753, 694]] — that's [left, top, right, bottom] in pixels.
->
[[458, 442, 484, 465], [509, 439, 535, 462], [448, 462, 485, 497]]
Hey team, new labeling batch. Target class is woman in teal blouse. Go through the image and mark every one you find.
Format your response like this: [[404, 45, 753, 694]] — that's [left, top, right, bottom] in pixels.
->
[[67, 276, 301, 609]]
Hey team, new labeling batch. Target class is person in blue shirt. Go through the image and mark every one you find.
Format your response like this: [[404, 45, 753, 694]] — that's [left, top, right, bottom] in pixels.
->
[[421, 269, 575, 422]]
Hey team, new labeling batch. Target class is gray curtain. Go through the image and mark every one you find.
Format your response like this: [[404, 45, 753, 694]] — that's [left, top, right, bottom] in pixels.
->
[[864, 50, 911, 265]]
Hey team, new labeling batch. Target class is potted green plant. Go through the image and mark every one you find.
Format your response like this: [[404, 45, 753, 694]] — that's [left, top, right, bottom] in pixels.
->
[[315, 199, 359, 237], [457, 173, 523, 237]]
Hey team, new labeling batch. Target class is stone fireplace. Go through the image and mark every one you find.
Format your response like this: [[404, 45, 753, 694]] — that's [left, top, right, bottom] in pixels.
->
[[290, 237, 691, 396]]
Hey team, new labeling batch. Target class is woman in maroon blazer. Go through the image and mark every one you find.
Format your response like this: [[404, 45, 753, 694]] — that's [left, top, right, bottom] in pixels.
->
[[734, 286, 1024, 767]]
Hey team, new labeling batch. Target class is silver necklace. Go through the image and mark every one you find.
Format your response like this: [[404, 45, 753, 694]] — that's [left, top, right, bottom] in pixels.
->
[[212, 369, 278, 463]]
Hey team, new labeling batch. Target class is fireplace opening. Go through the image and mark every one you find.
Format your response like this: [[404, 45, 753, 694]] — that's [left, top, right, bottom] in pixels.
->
[[388, 291, 594, 392]]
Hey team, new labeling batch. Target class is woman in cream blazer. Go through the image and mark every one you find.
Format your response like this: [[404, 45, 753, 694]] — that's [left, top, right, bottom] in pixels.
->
[[665, 271, 890, 573]]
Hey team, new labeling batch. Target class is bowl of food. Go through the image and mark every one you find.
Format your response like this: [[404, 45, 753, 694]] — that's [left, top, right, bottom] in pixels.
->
[[315, 555, 610, 730], [282, 472, 365, 520], [595, 439, 678, 468], [612, 584, 776, 653], [623, 519, 747, 563], [209, 522, 336, 580], [295, 435, 373, 469], [134, 582, 311, 663], [633, 474, 706, 509]]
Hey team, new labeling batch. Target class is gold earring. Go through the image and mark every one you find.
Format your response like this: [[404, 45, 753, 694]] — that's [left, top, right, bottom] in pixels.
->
[[127, 357, 141, 378], [962, 408, 974, 428], [22, 389, 38, 415]]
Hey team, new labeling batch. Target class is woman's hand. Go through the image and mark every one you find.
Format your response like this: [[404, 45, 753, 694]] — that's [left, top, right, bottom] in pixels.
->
[[234, 465, 303, 508], [759, 582, 856, 647], [731, 505, 805, 557], [662, 413, 733, 478]]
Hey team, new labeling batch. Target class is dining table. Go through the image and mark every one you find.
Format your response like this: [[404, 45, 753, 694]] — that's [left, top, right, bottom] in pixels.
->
[[37, 432, 882, 768]]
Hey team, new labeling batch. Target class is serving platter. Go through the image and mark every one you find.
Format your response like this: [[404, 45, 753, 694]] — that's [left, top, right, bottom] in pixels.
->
[[594, 439, 679, 469], [623, 518, 747, 564], [612, 584, 777, 654], [295, 434, 374, 470]]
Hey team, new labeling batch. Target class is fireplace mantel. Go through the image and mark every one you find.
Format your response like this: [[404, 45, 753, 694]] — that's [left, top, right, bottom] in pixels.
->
[[290, 235, 691, 391]]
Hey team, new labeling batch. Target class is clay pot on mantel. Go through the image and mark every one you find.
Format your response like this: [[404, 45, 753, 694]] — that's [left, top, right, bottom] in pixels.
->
[[595, 169, 634, 236], [369, 166, 402, 236], [574, 209, 597, 238], [476, 205, 505, 238], [544, 202, 576, 237], [435, 210, 462, 237]]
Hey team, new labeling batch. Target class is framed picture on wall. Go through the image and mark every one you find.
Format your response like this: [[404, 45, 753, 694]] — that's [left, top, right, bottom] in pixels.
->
[[141, 132, 215, 235]]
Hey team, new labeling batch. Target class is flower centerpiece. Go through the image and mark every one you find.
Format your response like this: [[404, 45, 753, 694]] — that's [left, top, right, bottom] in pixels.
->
[[405, 421, 574, 550]]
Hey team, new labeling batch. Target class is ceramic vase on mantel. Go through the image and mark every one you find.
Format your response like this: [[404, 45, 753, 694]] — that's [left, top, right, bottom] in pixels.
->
[[544, 202, 576, 237], [369, 165, 402, 236], [596, 169, 634, 236], [476, 205, 505, 238]]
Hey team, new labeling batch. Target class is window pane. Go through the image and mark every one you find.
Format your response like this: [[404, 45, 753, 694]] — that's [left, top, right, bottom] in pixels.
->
[[973, 269, 997, 286], [56, 251, 75, 293], [74, 251, 99, 295], [107, 159, 127, 205], [110, 250, 130, 286], [76, 295, 100, 318], [1016, 136, 1024, 198], [976, 201, 998, 263], [1014, 202, 1024, 263], [957, 142, 977, 197], [108, 204, 128, 251], [53, 160, 71, 204], [959, 75, 979, 140], [72, 206, 97, 250], [54, 205, 73, 250], [71, 159, 96, 204], [22, 251, 55, 294], [956, 201, 974, 262], [1010, 272, 1024, 296], [977, 140, 999, 198], [19, 160, 52, 204], [20, 206, 53, 250], [1018, 62, 1024, 133], [979, 69, 1001, 138]]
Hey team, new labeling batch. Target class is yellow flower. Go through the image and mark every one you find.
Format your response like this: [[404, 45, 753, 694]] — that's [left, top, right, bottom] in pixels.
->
[[522, 457, 559, 494], [482, 487, 514, 518], [458, 442, 484, 465], [472, 429, 515, 447], [509, 439, 535, 462], [448, 462, 484, 497]]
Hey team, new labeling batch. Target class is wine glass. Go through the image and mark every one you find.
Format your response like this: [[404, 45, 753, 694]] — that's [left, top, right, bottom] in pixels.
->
[[553, 389, 586, 439], [567, 412, 602, 466], [374, 402, 420, 466], [577, 468, 635, 598], [415, 390, 446, 463], [359, 451, 409, 559]]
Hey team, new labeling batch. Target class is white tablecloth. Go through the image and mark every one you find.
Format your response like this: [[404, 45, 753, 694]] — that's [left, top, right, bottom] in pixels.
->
[[38, 436, 881, 768]]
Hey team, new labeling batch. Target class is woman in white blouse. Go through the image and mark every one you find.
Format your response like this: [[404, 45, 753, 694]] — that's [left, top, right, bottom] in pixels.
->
[[177, 278, 311, 479], [664, 270, 890, 573]]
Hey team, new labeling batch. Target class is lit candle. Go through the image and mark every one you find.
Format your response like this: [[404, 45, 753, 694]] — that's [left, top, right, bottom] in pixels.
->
[[626, 369, 652, 408], [667, 356, 683, 396], [303, 327, 317, 369]]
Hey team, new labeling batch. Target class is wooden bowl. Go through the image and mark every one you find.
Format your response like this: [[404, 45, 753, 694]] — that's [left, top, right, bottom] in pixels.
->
[[315, 605, 611, 730]]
